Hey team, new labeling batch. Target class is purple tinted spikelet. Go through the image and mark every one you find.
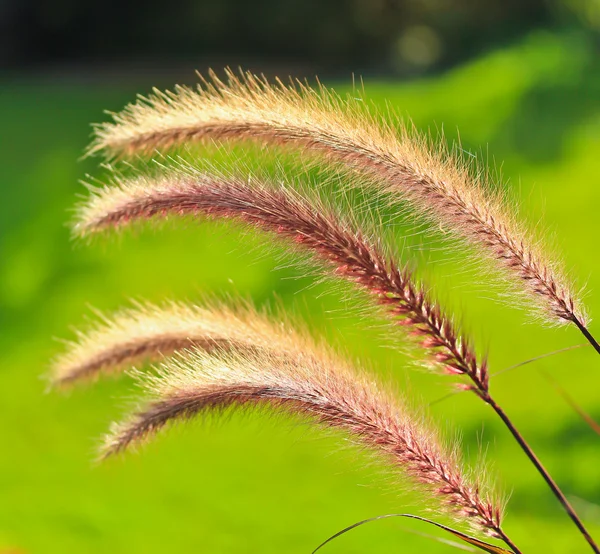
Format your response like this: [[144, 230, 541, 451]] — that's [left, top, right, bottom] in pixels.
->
[[88, 69, 583, 327], [104, 347, 505, 538], [75, 170, 489, 392]]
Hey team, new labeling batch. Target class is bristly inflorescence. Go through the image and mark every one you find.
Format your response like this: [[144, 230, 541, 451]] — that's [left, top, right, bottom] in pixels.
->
[[50, 300, 313, 387], [88, 68, 584, 328], [103, 345, 504, 538], [75, 168, 489, 392]]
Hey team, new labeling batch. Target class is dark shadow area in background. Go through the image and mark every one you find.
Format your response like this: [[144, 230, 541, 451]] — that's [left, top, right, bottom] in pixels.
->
[[2, 0, 553, 76]]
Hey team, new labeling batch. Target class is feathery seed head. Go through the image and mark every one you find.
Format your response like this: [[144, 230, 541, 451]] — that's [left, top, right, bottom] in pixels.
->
[[75, 168, 489, 392], [104, 346, 504, 537], [50, 300, 313, 387], [88, 69, 584, 327]]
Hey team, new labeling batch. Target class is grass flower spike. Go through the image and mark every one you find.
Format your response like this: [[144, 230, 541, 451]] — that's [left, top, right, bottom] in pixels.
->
[[51, 301, 310, 387], [104, 345, 512, 546], [75, 168, 489, 392], [88, 69, 591, 340]]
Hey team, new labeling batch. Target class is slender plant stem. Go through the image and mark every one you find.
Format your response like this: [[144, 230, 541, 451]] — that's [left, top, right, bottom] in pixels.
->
[[497, 528, 523, 554], [483, 393, 600, 554], [572, 316, 600, 357]]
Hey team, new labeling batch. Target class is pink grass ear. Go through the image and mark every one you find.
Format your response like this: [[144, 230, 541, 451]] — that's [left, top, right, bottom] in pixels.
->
[[74, 170, 489, 392], [103, 346, 506, 540], [88, 68, 584, 329]]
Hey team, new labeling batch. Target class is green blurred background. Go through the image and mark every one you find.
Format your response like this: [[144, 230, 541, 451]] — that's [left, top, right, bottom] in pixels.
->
[[2, 1, 600, 553]]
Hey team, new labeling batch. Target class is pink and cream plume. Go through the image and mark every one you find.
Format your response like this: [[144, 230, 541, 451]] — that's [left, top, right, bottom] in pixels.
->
[[50, 300, 310, 387], [74, 169, 489, 393], [87, 69, 585, 330], [103, 345, 506, 540]]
